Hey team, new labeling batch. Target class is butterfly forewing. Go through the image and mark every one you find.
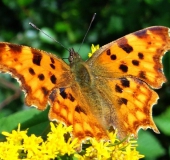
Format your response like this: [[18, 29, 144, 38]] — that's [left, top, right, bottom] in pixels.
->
[[88, 26, 170, 89], [0, 42, 72, 110]]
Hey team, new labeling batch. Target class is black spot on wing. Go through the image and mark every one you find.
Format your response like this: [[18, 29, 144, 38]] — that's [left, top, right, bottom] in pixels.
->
[[121, 44, 133, 53], [111, 54, 116, 60], [32, 49, 42, 66], [50, 57, 55, 64], [119, 64, 128, 72], [50, 75, 57, 84], [8, 44, 22, 53], [139, 71, 146, 79], [132, 60, 139, 66], [29, 68, 35, 75], [41, 87, 49, 96], [38, 74, 45, 81], [117, 37, 133, 53], [121, 78, 130, 87], [106, 49, 111, 55], [115, 84, 123, 93], [50, 64, 55, 69], [75, 105, 87, 115], [68, 94, 75, 102], [138, 52, 144, 59], [60, 89, 67, 99], [118, 98, 128, 105]]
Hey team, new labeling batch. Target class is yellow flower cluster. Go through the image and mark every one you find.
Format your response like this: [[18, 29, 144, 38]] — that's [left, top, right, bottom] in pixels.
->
[[0, 123, 78, 160], [82, 131, 144, 160], [0, 122, 144, 160]]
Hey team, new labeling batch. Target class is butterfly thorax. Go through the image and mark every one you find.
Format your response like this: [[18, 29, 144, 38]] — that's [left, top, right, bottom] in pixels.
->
[[69, 48, 92, 87]]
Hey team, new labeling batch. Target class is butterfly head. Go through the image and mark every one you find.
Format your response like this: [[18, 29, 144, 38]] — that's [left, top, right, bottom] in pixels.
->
[[68, 48, 82, 65]]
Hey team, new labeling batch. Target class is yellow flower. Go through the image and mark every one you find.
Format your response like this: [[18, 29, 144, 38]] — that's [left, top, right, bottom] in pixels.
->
[[0, 123, 78, 159], [108, 129, 117, 144], [123, 139, 145, 160], [2, 123, 27, 145], [0, 141, 20, 160], [83, 131, 144, 160], [23, 134, 43, 158], [45, 122, 78, 156], [0, 122, 144, 160], [88, 44, 100, 57], [85, 139, 111, 159]]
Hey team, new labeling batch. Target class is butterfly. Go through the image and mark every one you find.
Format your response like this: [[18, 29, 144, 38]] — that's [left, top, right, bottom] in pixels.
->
[[0, 26, 169, 141]]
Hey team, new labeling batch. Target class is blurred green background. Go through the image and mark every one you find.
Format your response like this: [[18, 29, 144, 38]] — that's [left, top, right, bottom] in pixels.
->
[[0, 0, 170, 159]]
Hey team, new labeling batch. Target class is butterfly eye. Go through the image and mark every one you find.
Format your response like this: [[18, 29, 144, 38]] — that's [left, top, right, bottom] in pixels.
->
[[68, 53, 73, 63]]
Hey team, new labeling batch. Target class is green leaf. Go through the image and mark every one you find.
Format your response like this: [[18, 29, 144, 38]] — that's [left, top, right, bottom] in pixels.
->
[[0, 107, 49, 140], [55, 22, 70, 32], [154, 107, 170, 136], [137, 131, 165, 160], [163, 51, 170, 81], [17, 0, 34, 6]]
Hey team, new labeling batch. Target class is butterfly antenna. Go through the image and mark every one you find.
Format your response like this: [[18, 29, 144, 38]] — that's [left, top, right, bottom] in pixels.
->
[[77, 13, 96, 53], [29, 22, 69, 52]]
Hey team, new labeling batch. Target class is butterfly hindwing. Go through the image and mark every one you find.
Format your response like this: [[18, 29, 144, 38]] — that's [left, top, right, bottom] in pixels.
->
[[48, 87, 108, 140], [93, 76, 159, 138]]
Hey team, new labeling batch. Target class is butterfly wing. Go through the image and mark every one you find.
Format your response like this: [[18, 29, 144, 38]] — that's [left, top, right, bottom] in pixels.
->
[[94, 76, 159, 138], [48, 86, 108, 141], [88, 26, 170, 88], [0, 42, 72, 110], [86, 26, 170, 138]]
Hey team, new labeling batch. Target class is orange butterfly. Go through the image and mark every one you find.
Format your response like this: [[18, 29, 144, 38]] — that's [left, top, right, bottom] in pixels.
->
[[0, 26, 169, 141]]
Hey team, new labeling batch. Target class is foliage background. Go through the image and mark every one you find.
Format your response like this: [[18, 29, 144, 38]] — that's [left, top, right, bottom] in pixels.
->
[[0, 0, 170, 159]]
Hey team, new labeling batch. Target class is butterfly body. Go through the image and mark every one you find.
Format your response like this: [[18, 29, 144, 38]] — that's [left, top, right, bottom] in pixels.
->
[[0, 26, 170, 141]]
